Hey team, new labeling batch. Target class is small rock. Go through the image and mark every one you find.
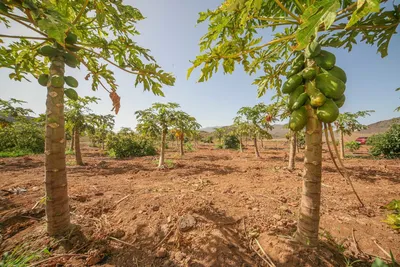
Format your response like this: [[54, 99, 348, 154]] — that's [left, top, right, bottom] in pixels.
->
[[252, 207, 259, 212], [273, 214, 282, 220], [31, 186, 40, 192], [178, 214, 196, 232], [86, 249, 104, 266], [174, 251, 186, 261], [155, 247, 167, 258], [110, 229, 125, 239], [152, 205, 160, 211]]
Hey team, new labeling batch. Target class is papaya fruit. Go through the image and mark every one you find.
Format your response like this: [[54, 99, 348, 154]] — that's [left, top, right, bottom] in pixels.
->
[[302, 67, 316, 80], [66, 44, 81, 52], [292, 92, 309, 110], [305, 41, 321, 59], [282, 74, 303, 94], [64, 53, 79, 68], [334, 94, 346, 108], [328, 66, 347, 83], [317, 98, 339, 123], [38, 74, 49, 87], [286, 64, 303, 78], [315, 50, 336, 70], [316, 73, 346, 100], [0, 2, 9, 12], [64, 76, 78, 88], [38, 46, 58, 57], [310, 92, 326, 108], [288, 85, 304, 111], [65, 88, 78, 101], [65, 32, 78, 45], [51, 75, 64, 87], [292, 54, 305, 67], [289, 106, 307, 131]]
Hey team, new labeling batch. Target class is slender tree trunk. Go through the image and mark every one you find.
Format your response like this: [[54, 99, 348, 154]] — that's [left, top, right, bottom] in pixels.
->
[[254, 137, 260, 158], [261, 137, 263, 148], [158, 129, 166, 168], [294, 103, 323, 246], [339, 130, 345, 159], [179, 134, 184, 156], [239, 135, 243, 152], [288, 131, 297, 170], [74, 128, 83, 165], [45, 55, 70, 236], [70, 128, 75, 151]]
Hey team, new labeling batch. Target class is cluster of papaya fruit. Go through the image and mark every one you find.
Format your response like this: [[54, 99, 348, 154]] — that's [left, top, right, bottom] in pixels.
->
[[282, 41, 347, 131], [37, 32, 80, 101]]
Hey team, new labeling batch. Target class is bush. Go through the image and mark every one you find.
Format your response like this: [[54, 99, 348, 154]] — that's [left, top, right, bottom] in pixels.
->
[[367, 124, 400, 158], [202, 136, 213, 143], [184, 142, 194, 151], [0, 121, 44, 155], [223, 134, 240, 150], [345, 141, 361, 152], [106, 132, 157, 159]]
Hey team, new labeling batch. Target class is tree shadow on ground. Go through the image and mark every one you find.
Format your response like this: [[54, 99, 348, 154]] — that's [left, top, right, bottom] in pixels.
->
[[323, 165, 400, 184], [67, 162, 154, 177], [0, 158, 43, 171], [173, 162, 242, 177]]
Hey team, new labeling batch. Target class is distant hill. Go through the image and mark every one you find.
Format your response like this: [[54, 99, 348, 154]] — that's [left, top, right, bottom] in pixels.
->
[[201, 117, 400, 139]]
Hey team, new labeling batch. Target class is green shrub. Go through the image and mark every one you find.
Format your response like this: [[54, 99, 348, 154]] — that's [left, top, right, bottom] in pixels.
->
[[0, 121, 44, 155], [222, 134, 240, 149], [345, 141, 360, 152], [106, 132, 156, 159], [367, 124, 400, 158], [202, 136, 213, 143], [185, 142, 194, 151]]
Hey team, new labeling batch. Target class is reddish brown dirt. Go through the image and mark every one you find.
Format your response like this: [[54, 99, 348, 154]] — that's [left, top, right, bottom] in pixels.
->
[[0, 141, 399, 267]]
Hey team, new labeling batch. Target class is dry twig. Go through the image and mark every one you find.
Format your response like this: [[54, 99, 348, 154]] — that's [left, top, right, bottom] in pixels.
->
[[108, 236, 136, 248]]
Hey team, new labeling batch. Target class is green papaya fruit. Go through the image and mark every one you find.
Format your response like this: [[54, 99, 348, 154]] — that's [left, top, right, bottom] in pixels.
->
[[334, 94, 346, 108], [316, 73, 346, 100], [305, 41, 321, 59], [317, 98, 339, 123], [65, 32, 78, 45], [282, 74, 303, 94], [64, 76, 78, 88], [286, 64, 303, 78], [289, 106, 307, 131], [328, 66, 347, 83], [302, 67, 317, 80], [64, 53, 79, 68], [51, 75, 64, 88], [288, 85, 304, 111], [292, 92, 309, 110], [0, 2, 9, 12], [38, 46, 58, 57], [292, 54, 305, 67], [65, 88, 78, 101], [38, 74, 49, 87], [310, 92, 327, 108], [315, 50, 336, 70], [66, 44, 81, 52]]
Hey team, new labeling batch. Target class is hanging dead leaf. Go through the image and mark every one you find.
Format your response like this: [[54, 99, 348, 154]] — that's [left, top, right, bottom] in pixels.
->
[[109, 91, 121, 115]]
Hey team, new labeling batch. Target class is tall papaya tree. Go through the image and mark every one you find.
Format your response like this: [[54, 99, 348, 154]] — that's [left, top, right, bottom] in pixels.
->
[[174, 111, 201, 156], [235, 103, 273, 158], [335, 110, 374, 159], [0, 1, 174, 236], [65, 96, 98, 165], [189, 0, 399, 246], [86, 114, 115, 149], [233, 116, 250, 152], [135, 102, 179, 168]]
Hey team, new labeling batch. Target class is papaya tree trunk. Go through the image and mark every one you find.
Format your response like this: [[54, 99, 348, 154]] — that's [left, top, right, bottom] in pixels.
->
[[45, 55, 70, 236], [179, 134, 184, 156], [294, 105, 323, 246], [288, 131, 297, 171], [239, 135, 243, 152], [70, 128, 75, 151], [254, 136, 260, 158], [74, 128, 84, 166], [158, 129, 166, 168], [339, 130, 345, 159], [260, 137, 263, 148]]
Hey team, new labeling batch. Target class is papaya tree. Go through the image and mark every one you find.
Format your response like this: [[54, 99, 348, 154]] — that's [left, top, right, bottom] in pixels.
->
[[174, 111, 201, 156], [335, 110, 374, 159], [86, 114, 115, 149], [235, 103, 273, 158], [189, 0, 399, 246], [233, 116, 250, 152], [214, 127, 226, 145], [65, 96, 98, 165], [0, 1, 174, 235], [135, 102, 179, 168]]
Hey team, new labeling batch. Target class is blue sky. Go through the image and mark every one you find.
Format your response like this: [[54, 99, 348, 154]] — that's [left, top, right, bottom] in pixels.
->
[[0, 0, 399, 130]]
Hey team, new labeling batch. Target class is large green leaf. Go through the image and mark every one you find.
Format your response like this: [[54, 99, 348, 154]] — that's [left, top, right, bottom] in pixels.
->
[[346, 0, 380, 29], [295, 0, 340, 50], [37, 18, 68, 44]]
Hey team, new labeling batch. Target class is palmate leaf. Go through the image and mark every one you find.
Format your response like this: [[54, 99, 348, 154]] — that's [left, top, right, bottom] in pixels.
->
[[346, 0, 380, 29], [296, 0, 340, 50]]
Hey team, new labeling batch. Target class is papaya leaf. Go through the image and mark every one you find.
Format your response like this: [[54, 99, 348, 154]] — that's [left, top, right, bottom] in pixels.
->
[[296, 0, 340, 50], [37, 18, 68, 44], [346, 0, 380, 29]]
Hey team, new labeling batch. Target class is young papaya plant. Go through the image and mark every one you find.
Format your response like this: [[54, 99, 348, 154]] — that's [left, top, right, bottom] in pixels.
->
[[189, 0, 399, 246], [0, 1, 175, 235], [174, 111, 201, 156]]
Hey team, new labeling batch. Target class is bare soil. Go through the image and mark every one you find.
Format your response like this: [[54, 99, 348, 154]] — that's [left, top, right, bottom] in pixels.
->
[[0, 141, 399, 267]]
